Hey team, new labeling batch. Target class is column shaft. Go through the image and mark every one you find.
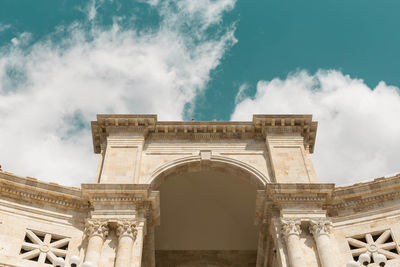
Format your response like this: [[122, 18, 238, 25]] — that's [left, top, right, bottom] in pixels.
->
[[115, 235, 135, 267], [281, 219, 303, 267], [115, 220, 137, 267], [285, 234, 303, 267], [132, 225, 145, 267], [84, 219, 108, 267], [310, 220, 335, 267], [85, 235, 104, 265], [315, 234, 335, 267]]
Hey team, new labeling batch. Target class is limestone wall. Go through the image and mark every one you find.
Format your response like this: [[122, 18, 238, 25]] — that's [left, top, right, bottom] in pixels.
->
[[0, 195, 86, 266]]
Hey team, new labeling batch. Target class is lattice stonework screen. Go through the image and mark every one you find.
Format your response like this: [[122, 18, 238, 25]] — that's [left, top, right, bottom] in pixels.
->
[[347, 230, 400, 263], [19, 229, 70, 264]]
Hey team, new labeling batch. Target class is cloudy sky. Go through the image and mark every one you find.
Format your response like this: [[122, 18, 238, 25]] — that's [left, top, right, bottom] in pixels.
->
[[0, 0, 399, 186]]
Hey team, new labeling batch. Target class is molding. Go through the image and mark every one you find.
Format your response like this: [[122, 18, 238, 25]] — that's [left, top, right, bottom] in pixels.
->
[[256, 176, 400, 222], [81, 183, 160, 226], [328, 174, 400, 215], [0, 171, 87, 210], [91, 114, 318, 154], [81, 183, 152, 201], [265, 183, 335, 204], [146, 155, 270, 189], [332, 208, 400, 228]]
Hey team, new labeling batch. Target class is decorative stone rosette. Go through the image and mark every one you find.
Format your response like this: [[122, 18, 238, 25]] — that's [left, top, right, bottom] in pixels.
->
[[116, 220, 137, 240], [309, 219, 332, 237], [281, 219, 302, 239], [85, 219, 109, 240]]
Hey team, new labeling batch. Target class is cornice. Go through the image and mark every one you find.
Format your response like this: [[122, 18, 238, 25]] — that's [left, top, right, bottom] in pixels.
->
[[0, 171, 88, 210], [333, 174, 400, 196], [0, 172, 162, 213], [253, 114, 318, 153], [328, 174, 400, 213], [81, 183, 152, 199], [265, 183, 335, 203], [257, 176, 400, 222], [254, 183, 334, 224], [91, 114, 318, 153]]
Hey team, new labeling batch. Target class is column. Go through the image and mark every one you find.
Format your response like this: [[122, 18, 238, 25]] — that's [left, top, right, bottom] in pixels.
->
[[132, 221, 146, 267], [84, 219, 109, 267], [309, 219, 335, 267], [281, 219, 303, 267], [115, 220, 137, 267]]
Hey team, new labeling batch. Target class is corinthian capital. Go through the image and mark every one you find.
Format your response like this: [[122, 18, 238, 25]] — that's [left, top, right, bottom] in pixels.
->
[[281, 219, 302, 238], [309, 219, 332, 237], [116, 220, 137, 240], [85, 219, 109, 239]]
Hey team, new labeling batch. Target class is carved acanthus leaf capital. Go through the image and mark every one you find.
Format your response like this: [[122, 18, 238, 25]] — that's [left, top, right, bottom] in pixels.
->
[[116, 220, 137, 240], [85, 219, 109, 239], [281, 219, 302, 238], [309, 219, 332, 237]]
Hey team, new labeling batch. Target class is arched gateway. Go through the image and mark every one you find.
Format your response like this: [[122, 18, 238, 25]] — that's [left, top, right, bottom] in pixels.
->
[[1, 114, 400, 267], [85, 114, 320, 267]]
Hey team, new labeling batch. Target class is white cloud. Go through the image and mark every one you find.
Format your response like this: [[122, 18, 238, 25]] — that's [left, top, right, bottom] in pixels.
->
[[87, 0, 98, 21], [10, 32, 32, 46], [235, 82, 250, 104], [0, 24, 11, 32], [231, 70, 400, 185], [0, 0, 236, 186], [176, 0, 235, 28]]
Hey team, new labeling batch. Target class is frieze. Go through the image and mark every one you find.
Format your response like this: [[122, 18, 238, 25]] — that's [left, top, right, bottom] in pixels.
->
[[0, 179, 87, 210]]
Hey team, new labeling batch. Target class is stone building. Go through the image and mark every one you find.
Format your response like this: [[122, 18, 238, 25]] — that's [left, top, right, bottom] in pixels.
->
[[0, 114, 399, 267]]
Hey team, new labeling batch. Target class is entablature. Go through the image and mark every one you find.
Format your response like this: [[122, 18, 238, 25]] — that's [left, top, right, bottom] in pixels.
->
[[0, 170, 87, 210], [81, 183, 160, 225], [328, 174, 400, 217], [91, 114, 318, 153], [0, 171, 160, 225]]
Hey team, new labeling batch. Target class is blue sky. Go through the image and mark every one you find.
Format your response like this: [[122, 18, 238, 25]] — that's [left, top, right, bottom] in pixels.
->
[[1, 0, 399, 186], [195, 0, 400, 120]]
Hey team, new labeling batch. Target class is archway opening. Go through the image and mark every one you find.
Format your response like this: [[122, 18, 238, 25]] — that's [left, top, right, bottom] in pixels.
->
[[154, 169, 259, 266]]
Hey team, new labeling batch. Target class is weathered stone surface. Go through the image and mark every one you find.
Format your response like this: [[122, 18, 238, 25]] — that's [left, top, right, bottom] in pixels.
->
[[0, 114, 398, 267]]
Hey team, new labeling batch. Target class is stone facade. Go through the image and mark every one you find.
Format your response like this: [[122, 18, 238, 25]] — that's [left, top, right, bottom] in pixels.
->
[[0, 114, 399, 267]]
